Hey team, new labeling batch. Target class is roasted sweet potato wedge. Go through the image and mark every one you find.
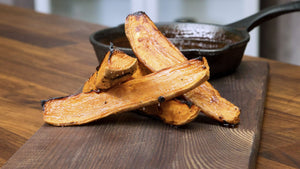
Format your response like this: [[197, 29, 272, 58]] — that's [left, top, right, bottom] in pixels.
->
[[83, 58, 200, 126], [43, 59, 209, 126], [141, 99, 199, 125], [125, 11, 240, 124], [184, 81, 240, 123], [134, 63, 201, 125], [82, 48, 137, 92]]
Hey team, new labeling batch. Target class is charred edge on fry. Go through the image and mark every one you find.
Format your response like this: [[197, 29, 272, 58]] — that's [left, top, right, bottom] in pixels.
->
[[175, 97, 194, 108], [41, 95, 71, 110], [158, 96, 166, 103], [108, 42, 115, 60], [96, 65, 100, 71], [104, 72, 133, 80], [194, 56, 203, 61], [130, 11, 146, 17], [180, 99, 193, 108], [220, 120, 239, 128], [41, 100, 47, 111]]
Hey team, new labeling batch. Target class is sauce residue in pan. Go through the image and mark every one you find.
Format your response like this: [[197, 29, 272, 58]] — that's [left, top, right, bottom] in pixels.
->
[[99, 37, 234, 50], [169, 38, 232, 50], [100, 37, 132, 48]]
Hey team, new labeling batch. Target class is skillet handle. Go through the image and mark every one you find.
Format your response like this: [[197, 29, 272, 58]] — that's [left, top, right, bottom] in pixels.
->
[[227, 1, 300, 32]]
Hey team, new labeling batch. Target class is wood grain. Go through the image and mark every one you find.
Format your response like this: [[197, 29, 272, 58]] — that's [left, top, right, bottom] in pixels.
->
[[0, 4, 299, 169], [2, 61, 269, 169], [0, 24, 75, 48]]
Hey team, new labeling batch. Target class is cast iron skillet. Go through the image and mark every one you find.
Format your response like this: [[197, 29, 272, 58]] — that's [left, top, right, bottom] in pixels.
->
[[90, 2, 300, 78]]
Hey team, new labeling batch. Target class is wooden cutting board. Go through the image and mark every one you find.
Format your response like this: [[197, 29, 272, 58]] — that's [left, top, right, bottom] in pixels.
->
[[3, 60, 269, 169]]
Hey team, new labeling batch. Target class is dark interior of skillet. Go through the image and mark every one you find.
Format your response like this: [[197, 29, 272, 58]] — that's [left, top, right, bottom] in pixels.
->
[[94, 23, 247, 51], [91, 23, 249, 78]]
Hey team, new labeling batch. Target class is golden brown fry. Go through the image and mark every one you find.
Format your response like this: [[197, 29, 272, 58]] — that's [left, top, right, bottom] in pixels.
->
[[82, 49, 137, 92], [125, 11, 240, 124], [134, 64, 201, 125], [142, 99, 200, 125], [184, 81, 240, 124], [43, 59, 209, 126], [83, 55, 200, 126]]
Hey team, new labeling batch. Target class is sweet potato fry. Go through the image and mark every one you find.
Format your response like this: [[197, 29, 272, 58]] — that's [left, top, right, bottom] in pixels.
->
[[82, 47, 137, 92], [134, 64, 201, 125], [125, 11, 240, 124], [141, 98, 200, 125], [43, 59, 209, 126], [83, 57, 200, 125]]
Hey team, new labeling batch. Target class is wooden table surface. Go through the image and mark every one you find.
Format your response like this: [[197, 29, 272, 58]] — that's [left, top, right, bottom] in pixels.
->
[[0, 4, 299, 169]]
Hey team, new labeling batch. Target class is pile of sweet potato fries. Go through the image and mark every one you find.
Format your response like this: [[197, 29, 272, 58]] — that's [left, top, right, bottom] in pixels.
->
[[42, 12, 240, 126]]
